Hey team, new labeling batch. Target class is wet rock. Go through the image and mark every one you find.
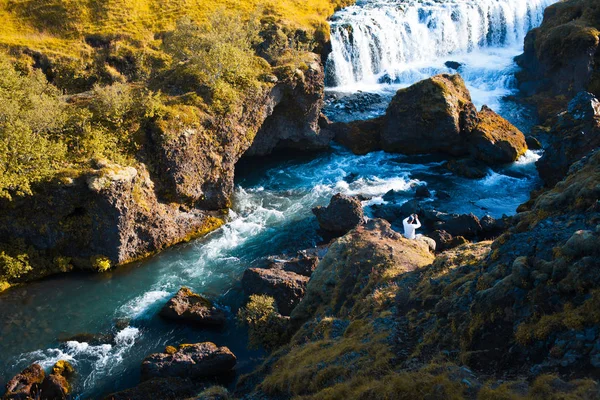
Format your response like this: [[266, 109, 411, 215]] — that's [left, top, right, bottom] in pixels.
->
[[4, 364, 45, 400], [141, 342, 236, 381], [312, 193, 364, 235], [445, 61, 463, 70], [37, 360, 75, 400], [59, 332, 115, 345], [160, 287, 226, 327], [525, 136, 543, 150], [445, 159, 489, 179], [242, 267, 309, 316], [414, 186, 432, 199], [430, 230, 468, 251], [399, 199, 422, 217], [436, 191, 451, 200], [331, 119, 382, 155], [435, 213, 482, 239], [103, 378, 199, 400], [469, 106, 528, 164]]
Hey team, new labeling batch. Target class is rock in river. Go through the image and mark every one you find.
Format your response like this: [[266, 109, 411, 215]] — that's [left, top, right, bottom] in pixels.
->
[[312, 193, 364, 235], [160, 287, 226, 327], [141, 342, 236, 381]]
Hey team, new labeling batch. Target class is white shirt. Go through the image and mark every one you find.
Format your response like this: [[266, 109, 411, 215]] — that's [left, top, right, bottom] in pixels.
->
[[403, 217, 421, 240]]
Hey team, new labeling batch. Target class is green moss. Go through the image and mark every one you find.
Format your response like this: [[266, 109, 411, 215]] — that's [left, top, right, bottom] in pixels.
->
[[237, 295, 289, 350]]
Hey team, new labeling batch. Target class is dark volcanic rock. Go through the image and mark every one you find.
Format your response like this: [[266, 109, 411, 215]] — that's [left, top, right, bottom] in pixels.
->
[[160, 287, 226, 327], [430, 230, 468, 252], [445, 61, 463, 70], [414, 186, 432, 199], [242, 267, 309, 316], [536, 92, 600, 186], [435, 213, 482, 239], [141, 343, 236, 381], [103, 378, 199, 400], [444, 158, 489, 179], [4, 364, 45, 400], [525, 135, 543, 150], [312, 193, 364, 235]]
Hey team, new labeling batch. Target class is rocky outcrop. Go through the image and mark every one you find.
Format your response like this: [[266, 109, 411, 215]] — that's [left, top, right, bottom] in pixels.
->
[[244, 54, 333, 156], [160, 287, 226, 327], [0, 160, 226, 273], [333, 74, 527, 169], [0, 52, 333, 287], [4, 364, 45, 400], [4, 361, 74, 400], [38, 361, 75, 400], [536, 92, 600, 186], [242, 266, 309, 316], [516, 0, 600, 116], [141, 343, 236, 381], [312, 193, 364, 235]]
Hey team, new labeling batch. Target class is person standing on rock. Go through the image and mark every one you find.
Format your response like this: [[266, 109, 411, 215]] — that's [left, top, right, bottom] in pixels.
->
[[403, 214, 421, 240]]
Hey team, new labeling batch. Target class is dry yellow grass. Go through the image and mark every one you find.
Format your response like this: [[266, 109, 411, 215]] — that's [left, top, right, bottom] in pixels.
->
[[0, 0, 351, 56]]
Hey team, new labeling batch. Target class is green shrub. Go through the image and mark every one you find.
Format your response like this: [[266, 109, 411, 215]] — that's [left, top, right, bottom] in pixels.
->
[[237, 295, 289, 350]]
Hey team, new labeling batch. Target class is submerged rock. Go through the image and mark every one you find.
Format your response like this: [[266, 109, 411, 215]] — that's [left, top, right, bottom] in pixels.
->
[[312, 193, 364, 235], [141, 342, 236, 381], [4, 364, 45, 400], [160, 287, 226, 327]]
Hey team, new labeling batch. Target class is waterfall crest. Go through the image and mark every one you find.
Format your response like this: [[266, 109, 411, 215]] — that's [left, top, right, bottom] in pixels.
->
[[326, 0, 557, 88]]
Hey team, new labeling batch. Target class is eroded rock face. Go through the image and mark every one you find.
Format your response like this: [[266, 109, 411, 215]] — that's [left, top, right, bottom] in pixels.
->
[[4, 364, 45, 400], [245, 54, 333, 156], [160, 287, 226, 327], [141, 343, 236, 381], [536, 92, 600, 186], [516, 0, 600, 106], [312, 193, 364, 235]]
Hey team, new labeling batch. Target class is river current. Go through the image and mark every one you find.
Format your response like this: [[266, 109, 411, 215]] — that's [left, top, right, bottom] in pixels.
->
[[0, 0, 557, 397]]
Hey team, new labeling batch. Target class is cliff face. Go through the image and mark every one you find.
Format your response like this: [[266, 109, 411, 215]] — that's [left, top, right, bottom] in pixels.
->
[[0, 57, 329, 283], [516, 0, 600, 119]]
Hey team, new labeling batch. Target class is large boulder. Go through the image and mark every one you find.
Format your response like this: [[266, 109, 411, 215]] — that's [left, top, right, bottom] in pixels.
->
[[516, 0, 600, 116], [141, 343, 236, 381], [160, 287, 226, 327], [242, 267, 309, 316], [430, 230, 468, 252], [4, 364, 45, 400], [333, 74, 527, 168], [468, 106, 528, 164], [536, 92, 600, 186], [312, 194, 364, 235], [434, 213, 482, 239], [381, 74, 478, 156]]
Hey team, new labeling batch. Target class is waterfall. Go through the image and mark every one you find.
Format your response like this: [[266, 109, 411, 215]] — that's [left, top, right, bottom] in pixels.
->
[[326, 0, 557, 88]]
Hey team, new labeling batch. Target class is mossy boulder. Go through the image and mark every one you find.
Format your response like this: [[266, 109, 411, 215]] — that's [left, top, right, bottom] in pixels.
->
[[242, 267, 309, 316], [312, 193, 364, 235], [381, 74, 478, 156], [160, 287, 226, 327], [469, 106, 528, 164]]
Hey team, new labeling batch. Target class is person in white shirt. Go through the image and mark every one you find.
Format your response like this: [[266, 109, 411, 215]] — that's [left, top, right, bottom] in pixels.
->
[[403, 214, 421, 240]]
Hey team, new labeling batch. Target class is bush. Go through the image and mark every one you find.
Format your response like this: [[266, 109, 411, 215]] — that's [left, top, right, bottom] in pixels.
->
[[162, 12, 269, 114], [237, 295, 289, 350], [0, 55, 68, 200]]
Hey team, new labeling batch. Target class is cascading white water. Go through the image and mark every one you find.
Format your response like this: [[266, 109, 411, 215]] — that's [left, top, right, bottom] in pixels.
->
[[327, 0, 556, 88]]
